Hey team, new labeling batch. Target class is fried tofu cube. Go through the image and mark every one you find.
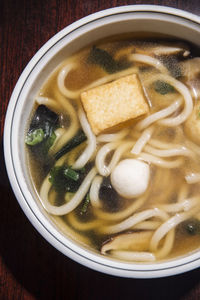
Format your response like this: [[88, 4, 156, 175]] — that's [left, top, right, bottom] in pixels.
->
[[81, 74, 149, 135]]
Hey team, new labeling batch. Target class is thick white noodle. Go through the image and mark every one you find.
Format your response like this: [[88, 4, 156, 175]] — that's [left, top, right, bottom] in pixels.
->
[[177, 184, 189, 202], [185, 173, 200, 184], [138, 152, 183, 168], [40, 167, 97, 215], [157, 74, 193, 126], [96, 142, 133, 176], [186, 140, 200, 156], [57, 60, 138, 99], [99, 208, 169, 234], [73, 107, 96, 169], [66, 212, 101, 231], [97, 128, 129, 143], [129, 53, 169, 73], [95, 141, 120, 176], [142, 73, 193, 127], [157, 197, 199, 213], [144, 144, 193, 158], [96, 141, 133, 176], [50, 92, 79, 153], [131, 126, 154, 155], [149, 139, 185, 150], [54, 128, 66, 138], [50, 128, 66, 152], [89, 175, 103, 208], [136, 99, 182, 131], [94, 194, 147, 221], [155, 229, 175, 259], [36, 96, 62, 111], [57, 61, 80, 99], [133, 221, 161, 231], [150, 206, 200, 252], [109, 250, 156, 262]]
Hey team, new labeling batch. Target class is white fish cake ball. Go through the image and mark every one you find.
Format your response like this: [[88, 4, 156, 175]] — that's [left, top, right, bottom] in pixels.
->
[[111, 159, 150, 198]]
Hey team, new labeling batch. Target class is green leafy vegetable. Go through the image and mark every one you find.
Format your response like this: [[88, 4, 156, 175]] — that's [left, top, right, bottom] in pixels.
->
[[87, 46, 130, 74], [154, 80, 175, 95], [99, 177, 120, 212], [25, 105, 59, 158], [49, 165, 86, 193], [63, 167, 79, 181], [80, 193, 90, 215], [54, 130, 87, 161], [29, 105, 59, 134], [25, 128, 44, 145]]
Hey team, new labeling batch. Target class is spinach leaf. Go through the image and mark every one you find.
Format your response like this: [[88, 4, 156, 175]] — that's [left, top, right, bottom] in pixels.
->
[[25, 128, 44, 145], [25, 105, 59, 158]]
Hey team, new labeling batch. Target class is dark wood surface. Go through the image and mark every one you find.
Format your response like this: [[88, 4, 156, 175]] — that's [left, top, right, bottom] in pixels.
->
[[1, 1, 200, 299]]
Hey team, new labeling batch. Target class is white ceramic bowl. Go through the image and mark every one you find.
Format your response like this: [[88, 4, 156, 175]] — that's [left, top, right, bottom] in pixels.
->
[[4, 5, 200, 278]]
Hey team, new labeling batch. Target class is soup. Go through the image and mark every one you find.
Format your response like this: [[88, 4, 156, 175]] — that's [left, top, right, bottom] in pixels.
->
[[25, 35, 200, 262]]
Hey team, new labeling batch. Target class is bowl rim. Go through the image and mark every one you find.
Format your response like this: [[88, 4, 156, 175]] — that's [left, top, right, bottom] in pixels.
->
[[4, 4, 200, 278]]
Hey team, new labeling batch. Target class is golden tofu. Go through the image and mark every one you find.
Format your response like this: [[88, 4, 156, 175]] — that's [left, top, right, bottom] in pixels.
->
[[81, 74, 149, 135]]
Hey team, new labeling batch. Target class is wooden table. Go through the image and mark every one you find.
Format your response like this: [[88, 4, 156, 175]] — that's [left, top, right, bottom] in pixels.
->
[[1, 1, 200, 299]]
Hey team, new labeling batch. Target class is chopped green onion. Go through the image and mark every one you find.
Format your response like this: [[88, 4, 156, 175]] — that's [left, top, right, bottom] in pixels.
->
[[49, 165, 86, 193], [63, 167, 79, 181], [80, 193, 90, 215], [25, 128, 44, 145]]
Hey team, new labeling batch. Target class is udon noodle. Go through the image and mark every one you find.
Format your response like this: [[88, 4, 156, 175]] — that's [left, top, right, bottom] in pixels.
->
[[26, 35, 200, 262]]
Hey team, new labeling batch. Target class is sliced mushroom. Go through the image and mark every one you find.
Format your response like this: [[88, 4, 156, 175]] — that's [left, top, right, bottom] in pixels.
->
[[181, 57, 200, 81], [114, 42, 190, 61], [101, 231, 153, 254], [150, 45, 190, 57], [109, 250, 156, 262]]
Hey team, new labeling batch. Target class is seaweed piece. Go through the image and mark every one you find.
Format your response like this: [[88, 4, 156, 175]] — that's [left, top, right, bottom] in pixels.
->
[[25, 105, 59, 159], [49, 165, 86, 193], [154, 80, 175, 95], [87, 46, 130, 74], [99, 177, 120, 211], [54, 130, 87, 161], [183, 218, 200, 235]]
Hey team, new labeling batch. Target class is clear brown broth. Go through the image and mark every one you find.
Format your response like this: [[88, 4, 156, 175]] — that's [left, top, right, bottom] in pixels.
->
[[27, 33, 200, 261]]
